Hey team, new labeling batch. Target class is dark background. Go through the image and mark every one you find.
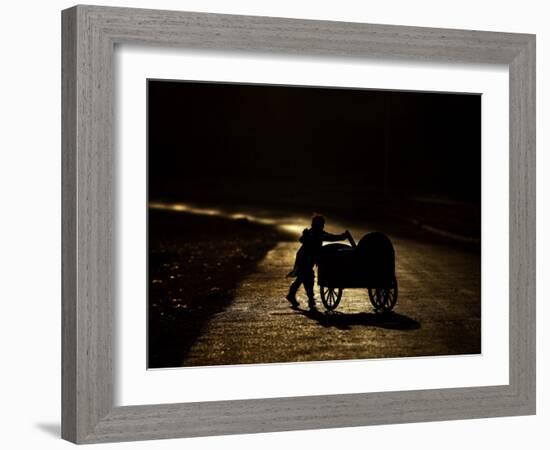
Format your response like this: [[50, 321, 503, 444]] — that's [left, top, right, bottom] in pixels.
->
[[148, 80, 481, 230]]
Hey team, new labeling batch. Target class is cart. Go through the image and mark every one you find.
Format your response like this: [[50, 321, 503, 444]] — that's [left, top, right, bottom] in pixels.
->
[[317, 231, 398, 312]]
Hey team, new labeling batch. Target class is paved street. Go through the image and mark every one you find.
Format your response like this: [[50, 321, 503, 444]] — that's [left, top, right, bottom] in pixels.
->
[[182, 221, 481, 366]]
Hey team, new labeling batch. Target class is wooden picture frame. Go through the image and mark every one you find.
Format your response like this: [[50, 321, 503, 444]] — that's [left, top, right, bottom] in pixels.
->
[[62, 5, 536, 444]]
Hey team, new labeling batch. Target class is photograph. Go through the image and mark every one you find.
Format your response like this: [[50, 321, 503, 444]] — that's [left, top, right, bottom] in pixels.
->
[[147, 79, 482, 369]]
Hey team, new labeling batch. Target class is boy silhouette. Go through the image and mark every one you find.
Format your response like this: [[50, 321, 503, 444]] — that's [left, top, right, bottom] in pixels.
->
[[286, 214, 348, 309]]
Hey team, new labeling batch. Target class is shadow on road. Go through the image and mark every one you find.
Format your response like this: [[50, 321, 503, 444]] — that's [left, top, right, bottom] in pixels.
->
[[296, 308, 420, 331]]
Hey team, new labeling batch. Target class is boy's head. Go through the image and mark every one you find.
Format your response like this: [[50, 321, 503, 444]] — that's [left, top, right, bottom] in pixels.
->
[[311, 213, 325, 231]]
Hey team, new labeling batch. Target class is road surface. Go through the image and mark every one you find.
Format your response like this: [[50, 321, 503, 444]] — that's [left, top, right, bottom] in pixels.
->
[[182, 221, 481, 366]]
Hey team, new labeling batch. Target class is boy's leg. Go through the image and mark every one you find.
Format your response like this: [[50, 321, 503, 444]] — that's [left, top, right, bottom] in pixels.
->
[[286, 279, 301, 307], [303, 270, 316, 308]]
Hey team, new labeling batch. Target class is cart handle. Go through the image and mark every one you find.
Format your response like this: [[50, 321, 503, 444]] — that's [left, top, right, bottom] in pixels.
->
[[346, 230, 357, 248]]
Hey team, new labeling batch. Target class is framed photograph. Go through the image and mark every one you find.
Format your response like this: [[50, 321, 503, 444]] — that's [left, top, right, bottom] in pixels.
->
[[62, 5, 536, 444]]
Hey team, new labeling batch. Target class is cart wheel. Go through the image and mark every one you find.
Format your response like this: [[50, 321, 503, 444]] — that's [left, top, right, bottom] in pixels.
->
[[320, 286, 343, 311], [368, 276, 398, 312]]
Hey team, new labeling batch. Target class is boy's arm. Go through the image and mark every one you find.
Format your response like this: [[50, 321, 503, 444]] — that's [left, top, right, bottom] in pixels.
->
[[322, 230, 348, 242]]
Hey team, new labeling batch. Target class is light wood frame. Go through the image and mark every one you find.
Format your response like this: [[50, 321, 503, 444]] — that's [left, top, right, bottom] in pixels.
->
[[62, 5, 536, 444]]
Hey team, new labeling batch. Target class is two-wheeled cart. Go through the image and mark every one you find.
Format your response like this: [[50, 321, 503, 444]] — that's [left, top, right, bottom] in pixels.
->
[[317, 232, 398, 312]]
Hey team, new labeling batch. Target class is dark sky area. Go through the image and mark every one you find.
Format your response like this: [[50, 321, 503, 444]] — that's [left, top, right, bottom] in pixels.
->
[[148, 80, 481, 214]]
